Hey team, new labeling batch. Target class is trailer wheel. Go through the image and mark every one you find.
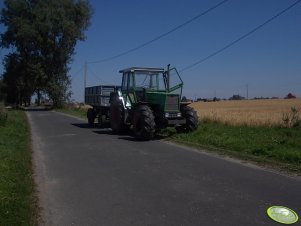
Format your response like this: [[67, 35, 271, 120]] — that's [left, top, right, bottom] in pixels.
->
[[110, 98, 126, 134], [87, 108, 95, 126], [176, 105, 198, 133], [133, 105, 155, 140]]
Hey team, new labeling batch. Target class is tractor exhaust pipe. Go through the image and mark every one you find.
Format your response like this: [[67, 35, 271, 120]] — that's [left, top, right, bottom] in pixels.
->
[[167, 64, 170, 91]]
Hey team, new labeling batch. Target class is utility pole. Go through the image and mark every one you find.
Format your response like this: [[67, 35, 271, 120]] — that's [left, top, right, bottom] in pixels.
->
[[246, 84, 249, 100], [84, 61, 87, 88], [84, 61, 87, 101]]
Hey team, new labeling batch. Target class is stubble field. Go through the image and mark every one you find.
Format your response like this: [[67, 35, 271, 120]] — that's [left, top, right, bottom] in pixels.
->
[[190, 98, 301, 127]]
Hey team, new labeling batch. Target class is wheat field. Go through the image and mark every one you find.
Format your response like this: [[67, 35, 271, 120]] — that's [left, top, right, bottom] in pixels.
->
[[190, 99, 301, 127]]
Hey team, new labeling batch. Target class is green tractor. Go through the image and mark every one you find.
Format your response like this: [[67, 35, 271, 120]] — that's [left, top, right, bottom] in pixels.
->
[[109, 65, 198, 140]]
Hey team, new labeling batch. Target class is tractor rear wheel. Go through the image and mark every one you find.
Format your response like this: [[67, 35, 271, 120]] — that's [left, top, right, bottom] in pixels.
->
[[87, 108, 95, 126], [176, 105, 198, 133], [110, 98, 126, 134], [133, 105, 155, 140]]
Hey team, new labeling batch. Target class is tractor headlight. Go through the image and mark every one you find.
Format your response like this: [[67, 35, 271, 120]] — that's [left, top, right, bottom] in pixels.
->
[[165, 112, 182, 118]]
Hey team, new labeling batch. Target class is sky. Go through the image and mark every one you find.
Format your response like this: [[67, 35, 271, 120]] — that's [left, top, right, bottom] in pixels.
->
[[0, 0, 300, 102]]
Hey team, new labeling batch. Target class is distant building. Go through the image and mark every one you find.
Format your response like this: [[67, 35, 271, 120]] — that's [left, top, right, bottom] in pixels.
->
[[229, 95, 245, 100], [285, 93, 296, 99]]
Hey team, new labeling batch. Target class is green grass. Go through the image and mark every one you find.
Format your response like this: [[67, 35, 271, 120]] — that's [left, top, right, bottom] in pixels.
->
[[165, 121, 301, 173], [0, 110, 38, 226], [0, 104, 8, 126], [57, 107, 301, 174]]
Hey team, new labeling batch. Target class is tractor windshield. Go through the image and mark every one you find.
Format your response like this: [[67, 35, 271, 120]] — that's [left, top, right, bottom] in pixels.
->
[[135, 72, 166, 91], [134, 68, 183, 93]]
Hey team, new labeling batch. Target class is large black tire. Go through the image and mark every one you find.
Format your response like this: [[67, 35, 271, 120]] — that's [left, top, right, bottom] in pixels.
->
[[87, 108, 95, 126], [110, 98, 126, 134], [133, 105, 155, 140], [176, 105, 198, 133]]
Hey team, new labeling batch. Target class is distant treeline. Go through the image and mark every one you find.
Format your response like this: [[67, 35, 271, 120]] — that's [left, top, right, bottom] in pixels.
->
[[189, 93, 297, 102]]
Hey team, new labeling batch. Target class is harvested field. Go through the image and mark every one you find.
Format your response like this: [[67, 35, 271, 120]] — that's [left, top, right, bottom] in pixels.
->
[[190, 99, 301, 127]]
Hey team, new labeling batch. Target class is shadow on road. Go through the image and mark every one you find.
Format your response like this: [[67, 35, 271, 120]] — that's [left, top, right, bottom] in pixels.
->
[[71, 123, 116, 136], [92, 130, 114, 135], [117, 131, 169, 142], [71, 123, 94, 129], [71, 123, 111, 129], [118, 135, 165, 142], [71, 123, 170, 141]]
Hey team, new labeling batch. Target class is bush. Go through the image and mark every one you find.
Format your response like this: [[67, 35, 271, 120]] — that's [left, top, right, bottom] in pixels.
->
[[282, 107, 300, 128], [0, 104, 8, 126]]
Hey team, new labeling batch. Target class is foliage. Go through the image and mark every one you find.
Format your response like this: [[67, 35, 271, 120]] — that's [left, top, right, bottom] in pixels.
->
[[0, 78, 6, 102], [0, 0, 92, 107], [1, 53, 36, 105], [282, 107, 300, 128], [0, 110, 38, 226], [170, 121, 301, 173], [285, 93, 296, 99]]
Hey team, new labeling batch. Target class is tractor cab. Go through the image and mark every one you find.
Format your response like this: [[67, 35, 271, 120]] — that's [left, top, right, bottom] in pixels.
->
[[119, 66, 183, 111]]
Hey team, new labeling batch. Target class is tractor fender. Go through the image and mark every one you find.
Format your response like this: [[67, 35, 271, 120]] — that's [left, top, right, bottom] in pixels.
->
[[117, 90, 126, 109], [180, 101, 192, 107], [110, 91, 129, 125], [110, 91, 126, 109]]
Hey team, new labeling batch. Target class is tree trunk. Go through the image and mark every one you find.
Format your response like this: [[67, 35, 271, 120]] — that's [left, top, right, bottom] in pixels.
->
[[37, 90, 41, 106]]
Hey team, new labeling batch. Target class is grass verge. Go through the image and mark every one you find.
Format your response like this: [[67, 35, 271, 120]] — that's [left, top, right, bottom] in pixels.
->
[[0, 110, 38, 226], [163, 120, 301, 174], [56, 107, 301, 174]]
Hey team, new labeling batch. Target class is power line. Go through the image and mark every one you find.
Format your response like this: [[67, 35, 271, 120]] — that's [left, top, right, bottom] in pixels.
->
[[88, 0, 229, 64], [87, 65, 108, 84], [180, 0, 301, 72], [71, 66, 84, 78]]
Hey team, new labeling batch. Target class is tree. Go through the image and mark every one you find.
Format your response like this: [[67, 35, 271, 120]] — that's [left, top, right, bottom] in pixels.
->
[[0, 77, 5, 102], [285, 93, 296, 99], [1, 53, 40, 105], [0, 0, 92, 107]]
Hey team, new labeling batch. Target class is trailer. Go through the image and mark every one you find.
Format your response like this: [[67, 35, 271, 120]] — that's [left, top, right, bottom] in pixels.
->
[[85, 85, 120, 125]]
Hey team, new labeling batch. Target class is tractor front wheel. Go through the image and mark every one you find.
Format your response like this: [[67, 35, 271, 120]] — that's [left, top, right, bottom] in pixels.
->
[[133, 105, 155, 140], [176, 105, 198, 133]]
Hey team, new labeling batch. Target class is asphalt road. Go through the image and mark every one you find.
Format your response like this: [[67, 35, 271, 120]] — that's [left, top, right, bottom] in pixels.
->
[[26, 110, 301, 226]]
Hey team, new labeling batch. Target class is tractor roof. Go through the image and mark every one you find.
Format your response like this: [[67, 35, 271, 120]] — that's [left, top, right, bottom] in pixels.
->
[[119, 67, 164, 74]]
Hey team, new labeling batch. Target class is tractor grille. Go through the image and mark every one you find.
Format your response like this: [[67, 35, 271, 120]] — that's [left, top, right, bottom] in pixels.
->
[[165, 95, 179, 111]]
